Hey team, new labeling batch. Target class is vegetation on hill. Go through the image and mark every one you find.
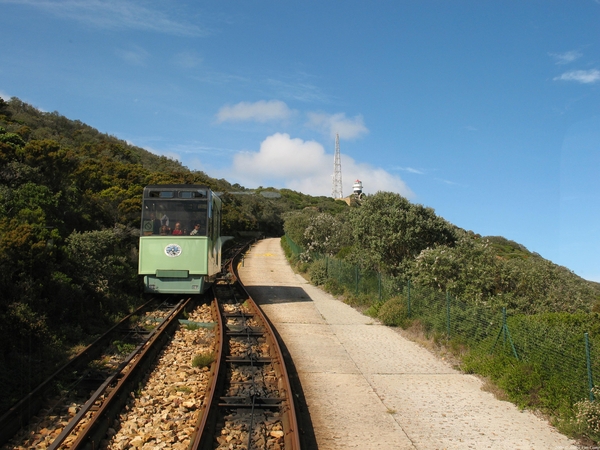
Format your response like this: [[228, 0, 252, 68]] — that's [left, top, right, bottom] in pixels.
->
[[282, 191, 600, 442], [5, 94, 600, 441], [0, 97, 344, 414], [284, 192, 600, 315]]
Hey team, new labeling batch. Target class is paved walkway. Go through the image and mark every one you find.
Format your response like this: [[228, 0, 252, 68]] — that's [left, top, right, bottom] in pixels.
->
[[237, 238, 578, 450]]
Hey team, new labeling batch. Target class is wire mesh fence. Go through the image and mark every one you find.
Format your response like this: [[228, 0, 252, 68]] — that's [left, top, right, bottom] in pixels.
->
[[283, 234, 599, 408]]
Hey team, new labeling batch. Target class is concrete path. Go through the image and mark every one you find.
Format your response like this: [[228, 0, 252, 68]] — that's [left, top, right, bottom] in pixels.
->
[[237, 238, 578, 450]]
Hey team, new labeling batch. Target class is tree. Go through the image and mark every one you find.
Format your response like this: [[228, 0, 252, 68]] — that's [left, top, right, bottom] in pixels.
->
[[282, 209, 319, 248], [303, 212, 352, 257], [409, 232, 500, 301], [498, 257, 594, 314], [348, 191, 458, 275], [0, 98, 11, 119]]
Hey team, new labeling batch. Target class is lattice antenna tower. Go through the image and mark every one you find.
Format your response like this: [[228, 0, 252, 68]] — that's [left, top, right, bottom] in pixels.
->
[[332, 133, 343, 199]]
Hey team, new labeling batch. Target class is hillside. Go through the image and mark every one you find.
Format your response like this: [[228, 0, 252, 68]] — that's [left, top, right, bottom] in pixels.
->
[[281, 192, 600, 443], [283, 192, 600, 315], [2, 96, 598, 423], [0, 97, 345, 414]]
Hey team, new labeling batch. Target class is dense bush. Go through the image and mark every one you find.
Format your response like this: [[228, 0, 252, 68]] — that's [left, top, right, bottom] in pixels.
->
[[377, 296, 410, 327], [284, 191, 600, 315], [282, 192, 600, 442], [309, 258, 328, 286], [575, 388, 600, 441], [348, 192, 458, 275]]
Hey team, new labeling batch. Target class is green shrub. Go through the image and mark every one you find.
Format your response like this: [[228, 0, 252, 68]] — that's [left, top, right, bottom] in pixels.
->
[[310, 258, 328, 286], [377, 296, 410, 327], [297, 261, 310, 273], [112, 340, 136, 355], [192, 352, 215, 368], [575, 388, 600, 441], [324, 278, 345, 296], [346, 292, 376, 307], [498, 361, 544, 408], [280, 236, 292, 258], [365, 301, 385, 318]]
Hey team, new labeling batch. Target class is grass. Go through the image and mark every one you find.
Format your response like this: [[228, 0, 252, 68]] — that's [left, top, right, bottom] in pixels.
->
[[112, 340, 136, 355], [192, 352, 215, 368], [174, 386, 192, 394]]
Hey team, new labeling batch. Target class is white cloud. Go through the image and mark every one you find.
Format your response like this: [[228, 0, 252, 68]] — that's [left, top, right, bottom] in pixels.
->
[[173, 51, 203, 69], [549, 50, 582, 65], [233, 133, 324, 179], [115, 45, 149, 66], [0, 0, 203, 36], [216, 100, 293, 123], [306, 112, 369, 140], [396, 167, 425, 175], [554, 69, 600, 84], [267, 78, 328, 103], [435, 178, 461, 186], [229, 133, 413, 198]]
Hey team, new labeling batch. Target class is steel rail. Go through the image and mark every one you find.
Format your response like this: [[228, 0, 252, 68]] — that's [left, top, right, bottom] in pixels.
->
[[189, 294, 224, 449], [230, 252, 301, 450], [66, 297, 191, 450], [0, 298, 156, 447], [195, 240, 300, 450]]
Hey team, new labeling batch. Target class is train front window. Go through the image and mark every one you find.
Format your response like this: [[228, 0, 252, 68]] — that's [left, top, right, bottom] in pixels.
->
[[179, 190, 206, 199], [141, 198, 209, 236]]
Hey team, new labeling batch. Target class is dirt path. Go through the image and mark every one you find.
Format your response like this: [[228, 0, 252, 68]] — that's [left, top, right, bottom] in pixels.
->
[[238, 238, 578, 450]]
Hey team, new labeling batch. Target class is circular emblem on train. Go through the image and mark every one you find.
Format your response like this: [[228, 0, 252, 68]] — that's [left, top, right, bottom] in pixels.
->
[[164, 243, 182, 257]]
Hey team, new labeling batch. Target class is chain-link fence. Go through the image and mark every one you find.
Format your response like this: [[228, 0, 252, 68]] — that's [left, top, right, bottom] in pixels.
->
[[283, 234, 599, 412]]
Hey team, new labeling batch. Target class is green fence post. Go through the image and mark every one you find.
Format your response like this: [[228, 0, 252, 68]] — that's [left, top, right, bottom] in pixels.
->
[[502, 307, 507, 347], [446, 291, 451, 338], [505, 308, 519, 359], [585, 332, 595, 401], [490, 308, 519, 359], [407, 280, 411, 318]]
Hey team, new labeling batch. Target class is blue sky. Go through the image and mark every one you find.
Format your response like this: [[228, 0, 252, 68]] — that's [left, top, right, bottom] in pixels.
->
[[1, 1, 599, 281]]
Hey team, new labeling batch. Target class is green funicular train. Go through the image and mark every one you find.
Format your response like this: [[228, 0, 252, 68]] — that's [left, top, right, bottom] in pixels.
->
[[138, 185, 222, 294]]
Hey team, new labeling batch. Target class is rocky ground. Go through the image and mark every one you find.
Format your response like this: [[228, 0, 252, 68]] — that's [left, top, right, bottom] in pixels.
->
[[101, 304, 215, 450]]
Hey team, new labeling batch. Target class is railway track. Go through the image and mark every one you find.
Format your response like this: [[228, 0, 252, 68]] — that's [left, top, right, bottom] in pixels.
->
[[1, 298, 197, 450], [2, 240, 300, 450], [101, 300, 220, 449], [0, 298, 177, 446], [196, 263, 299, 449]]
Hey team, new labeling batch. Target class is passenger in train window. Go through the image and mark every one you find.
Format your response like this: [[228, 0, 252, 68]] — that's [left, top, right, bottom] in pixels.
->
[[172, 222, 184, 235], [190, 223, 201, 235], [160, 225, 170, 235], [150, 213, 161, 234]]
